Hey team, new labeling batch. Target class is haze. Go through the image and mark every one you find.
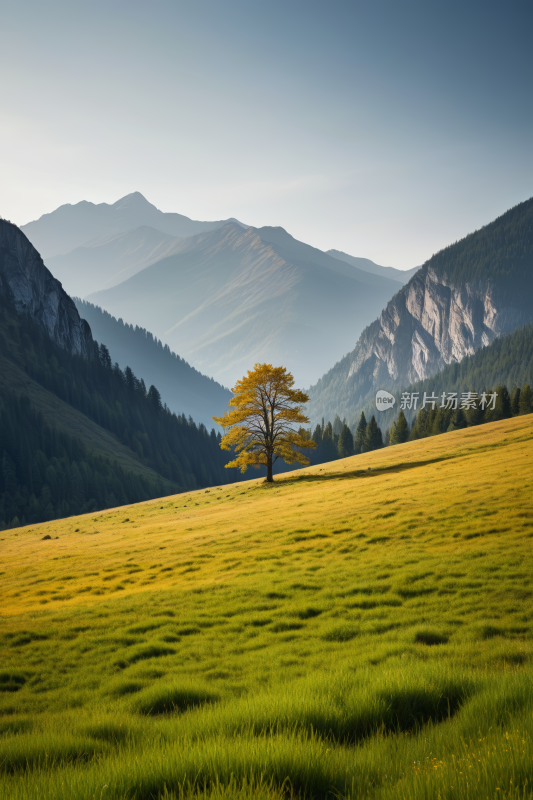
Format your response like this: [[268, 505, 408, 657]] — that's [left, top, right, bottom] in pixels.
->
[[1, 0, 532, 269]]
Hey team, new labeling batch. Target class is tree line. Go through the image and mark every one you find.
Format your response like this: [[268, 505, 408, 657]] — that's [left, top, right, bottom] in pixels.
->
[[346, 322, 533, 433], [298, 381, 532, 467], [0, 294, 246, 528], [1, 304, 244, 491], [0, 390, 172, 530], [386, 383, 532, 445], [296, 411, 385, 466]]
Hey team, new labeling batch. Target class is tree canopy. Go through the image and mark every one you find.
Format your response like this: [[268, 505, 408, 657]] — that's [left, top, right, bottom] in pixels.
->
[[213, 364, 316, 482]]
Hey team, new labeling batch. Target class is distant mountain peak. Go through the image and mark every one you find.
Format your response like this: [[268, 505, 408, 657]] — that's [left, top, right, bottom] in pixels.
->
[[21, 194, 230, 260], [113, 191, 153, 209]]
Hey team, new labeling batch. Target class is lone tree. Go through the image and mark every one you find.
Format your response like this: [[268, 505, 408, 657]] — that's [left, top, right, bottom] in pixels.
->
[[212, 363, 316, 482]]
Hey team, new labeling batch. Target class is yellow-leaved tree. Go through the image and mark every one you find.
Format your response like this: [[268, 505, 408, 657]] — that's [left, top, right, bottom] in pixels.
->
[[212, 363, 317, 482]]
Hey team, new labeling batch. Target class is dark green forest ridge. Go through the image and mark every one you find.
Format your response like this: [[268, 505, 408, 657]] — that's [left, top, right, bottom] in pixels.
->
[[74, 299, 232, 429], [431, 195, 533, 287], [0, 295, 243, 530]]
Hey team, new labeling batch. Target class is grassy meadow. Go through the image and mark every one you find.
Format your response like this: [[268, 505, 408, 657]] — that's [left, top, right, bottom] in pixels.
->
[[1, 414, 533, 799]]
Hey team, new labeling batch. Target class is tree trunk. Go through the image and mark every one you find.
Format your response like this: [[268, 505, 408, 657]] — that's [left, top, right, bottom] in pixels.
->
[[266, 452, 273, 482]]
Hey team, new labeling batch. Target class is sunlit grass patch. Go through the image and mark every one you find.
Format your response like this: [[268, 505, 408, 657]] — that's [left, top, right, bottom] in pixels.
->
[[0, 416, 532, 799]]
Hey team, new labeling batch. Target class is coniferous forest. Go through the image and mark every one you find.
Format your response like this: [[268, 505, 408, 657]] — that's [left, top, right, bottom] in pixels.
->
[[0, 390, 170, 529], [345, 322, 533, 433], [0, 294, 243, 530]]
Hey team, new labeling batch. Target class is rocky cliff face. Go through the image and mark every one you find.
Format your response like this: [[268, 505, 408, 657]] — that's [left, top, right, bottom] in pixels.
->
[[0, 219, 94, 358], [309, 251, 533, 425], [349, 264, 528, 387]]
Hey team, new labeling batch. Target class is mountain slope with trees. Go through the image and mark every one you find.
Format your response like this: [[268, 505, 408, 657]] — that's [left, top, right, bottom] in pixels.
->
[[339, 321, 533, 434], [74, 300, 232, 429], [309, 197, 533, 424], [0, 219, 244, 529]]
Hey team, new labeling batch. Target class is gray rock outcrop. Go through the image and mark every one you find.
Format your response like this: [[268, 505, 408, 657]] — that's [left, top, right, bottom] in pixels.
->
[[348, 264, 525, 388], [0, 219, 94, 358]]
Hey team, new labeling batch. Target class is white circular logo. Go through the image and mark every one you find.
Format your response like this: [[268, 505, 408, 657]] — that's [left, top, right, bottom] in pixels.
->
[[376, 390, 395, 411]]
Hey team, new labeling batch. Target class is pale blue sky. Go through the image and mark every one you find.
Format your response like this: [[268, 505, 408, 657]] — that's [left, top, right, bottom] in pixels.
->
[[1, 0, 532, 268]]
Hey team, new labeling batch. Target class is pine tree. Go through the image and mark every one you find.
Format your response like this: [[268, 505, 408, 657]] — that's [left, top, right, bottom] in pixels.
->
[[449, 407, 467, 431], [98, 343, 112, 371], [430, 409, 445, 436], [364, 416, 383, 451], [322, 422, 337, 461], [409, 407, 428, 440], [354, 412, 367, 454], [312, 424, 323, 448], [332, 414, 343, 436], [466, 403, 482, 426], [338, 423, 354, 459], [390, 410, 409, 444], [519, 384, 532, 415], [510, 386, 521, 416], [148, 385, 162, 413], [493, 384, 511, 420]]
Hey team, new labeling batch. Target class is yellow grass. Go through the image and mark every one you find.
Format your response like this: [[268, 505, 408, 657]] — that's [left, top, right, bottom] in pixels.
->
[[1, 415, 532, 799], [2, 414, 532, 618]]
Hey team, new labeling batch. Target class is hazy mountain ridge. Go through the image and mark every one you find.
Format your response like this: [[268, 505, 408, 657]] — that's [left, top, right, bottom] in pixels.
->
[[326, 249, 419, 285], [74, 299, 233, 429], [0, 219, 93, 359], [20, 192, 408, 388], [87, 221, 402, 388], [308, 197, 533, 423], [45, 226, 186, 298], [21, 191, 239, 259]]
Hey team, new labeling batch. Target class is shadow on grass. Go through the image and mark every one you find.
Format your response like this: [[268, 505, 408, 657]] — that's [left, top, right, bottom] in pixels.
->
[[266, 456, 453, 487]]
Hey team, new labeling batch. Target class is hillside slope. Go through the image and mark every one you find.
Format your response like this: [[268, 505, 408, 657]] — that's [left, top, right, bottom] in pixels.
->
[[87, 223, 402, 388], [348, 321, 533, 433], [46, 226, 186, 298], [1, 415, 532, 799], [309, 196, 533, 422], [0, 220, 247, 527], [74, 299, 233, 428], [0, 308, 163, 482]]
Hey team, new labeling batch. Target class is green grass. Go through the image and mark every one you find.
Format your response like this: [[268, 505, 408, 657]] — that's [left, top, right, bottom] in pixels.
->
[[0, 415, 533, 798]]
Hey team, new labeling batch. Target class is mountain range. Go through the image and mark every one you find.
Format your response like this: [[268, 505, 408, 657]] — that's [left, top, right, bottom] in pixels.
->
[[20, 190, 532, 436], [84, 221, 404, 388], [308, 197, 533, 425], [326, 250, 419, 285], [20, 191, 240, 260], [21, 192, 415, 388], [2, 192, 533, 530]]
